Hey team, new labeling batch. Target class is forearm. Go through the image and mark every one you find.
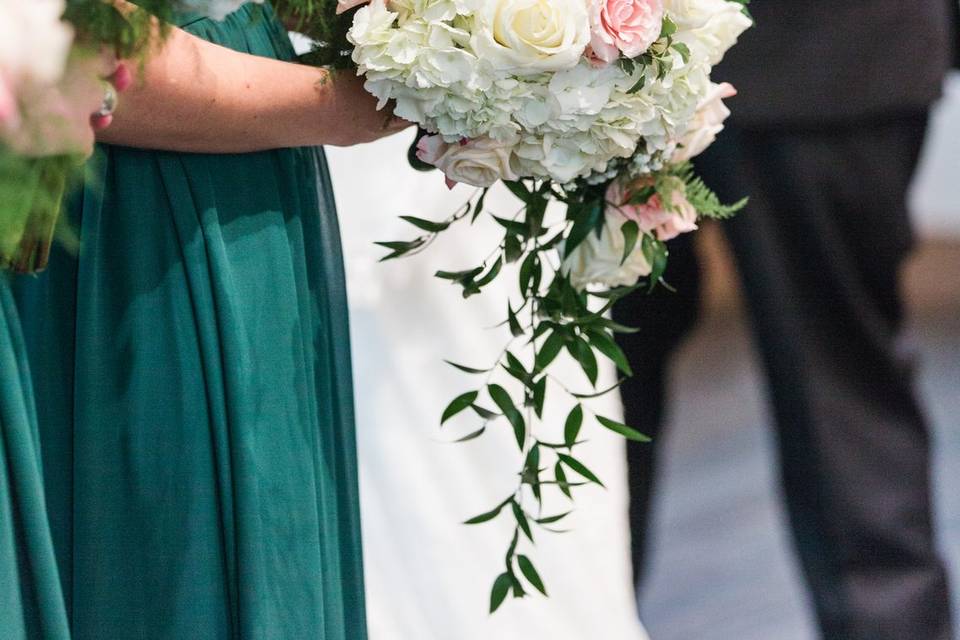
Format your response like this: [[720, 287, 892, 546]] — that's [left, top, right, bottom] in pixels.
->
[[97, 26, 339, 153]]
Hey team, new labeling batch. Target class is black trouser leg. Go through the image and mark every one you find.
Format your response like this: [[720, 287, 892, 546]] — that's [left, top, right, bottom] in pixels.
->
[[612, 231, 702, 593], [697, 117, 953, 640]]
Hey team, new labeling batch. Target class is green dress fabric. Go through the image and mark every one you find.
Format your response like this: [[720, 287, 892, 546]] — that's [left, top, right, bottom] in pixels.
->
[[13, 5, 367, 639], [0, 278, 70, 640]]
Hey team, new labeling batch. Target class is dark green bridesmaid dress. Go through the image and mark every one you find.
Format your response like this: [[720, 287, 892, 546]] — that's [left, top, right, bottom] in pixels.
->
[[13, 5, 367, 639], [0, 278, 69, 639]]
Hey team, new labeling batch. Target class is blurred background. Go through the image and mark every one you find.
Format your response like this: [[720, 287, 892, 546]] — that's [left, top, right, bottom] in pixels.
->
[[636, 72, 960, 639]]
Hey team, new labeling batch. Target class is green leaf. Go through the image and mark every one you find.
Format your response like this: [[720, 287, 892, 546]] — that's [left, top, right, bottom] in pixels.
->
[[564, 199, 603, 256], [464, 499, 509, 524], [474, 257, 503, 288], [571, 378, 626, 399], [504, 234, 523, 263], [471, 188, 489, 222], [642, 234, 668, 289], [488, 384, 526, 450], [490, 572, 513, 613], [626, 73, 646, 94], [435, 267, 483, 281], [557, 453, 605, 487], [503, 180, 532, 204], [587, 330, 633, 376], [512, 501, 534, 542], [536, 511, 572, 525], [672, 41, 690, 63], [568, 337, 599, 387], [532, 377, 547, 419], [399, 215, 450, 233], [492, 215, 528, 236], [660, 14, 677, 37], [453, 426, 486, 443], [564, 404, 583, 448], [504, 351, 529, 379], [535, 330, 566, 371], [620, 220, 639, 266], [507, 303, 524, 337], [554, 461, 572, 499], [444, 360, 491, 374], [517, 555, 547, 596], [375, 238, 426, 260], [597, 416, 651, 442], [442, 390, 479, 425], [471, 404, 500, 420], [518, 252, 537, 296]]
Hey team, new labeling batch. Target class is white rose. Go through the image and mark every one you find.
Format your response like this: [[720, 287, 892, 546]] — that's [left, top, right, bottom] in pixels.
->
[[471, 0, 591, 75], [668, 0, 751, 65], [561, 210, 652, 290], [671, 81, 735, 162], [428, 135, 521, 187]]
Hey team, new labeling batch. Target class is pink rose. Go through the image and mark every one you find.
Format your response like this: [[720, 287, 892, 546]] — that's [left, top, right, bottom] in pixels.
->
[[417, 134, 519, 189], [0, 73, 18, 130], [606, 177, 698, 242], [588, 0, 663, 64], [672, 82, 736, 163], [416, 134, 450, 166], [336, 0, 372, 14]]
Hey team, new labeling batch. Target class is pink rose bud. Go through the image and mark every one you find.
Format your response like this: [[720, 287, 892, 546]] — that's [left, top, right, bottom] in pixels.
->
[[606, 176, 698, 242], [0, 74, 17, 128], [336, 0, 373, 14], [589, 0, 664, 63]]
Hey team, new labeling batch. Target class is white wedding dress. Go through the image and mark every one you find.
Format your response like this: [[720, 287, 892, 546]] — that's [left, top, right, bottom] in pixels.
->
[[327, 135, 650, 640]]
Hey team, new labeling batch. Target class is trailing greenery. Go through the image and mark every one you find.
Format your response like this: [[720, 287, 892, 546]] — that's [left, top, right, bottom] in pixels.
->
[[378, 180, 673, 611]]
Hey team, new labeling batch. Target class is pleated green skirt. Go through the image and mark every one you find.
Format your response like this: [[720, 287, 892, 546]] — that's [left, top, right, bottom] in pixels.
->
[[13, 5, 367, 638], [0, 278, 70, 640]]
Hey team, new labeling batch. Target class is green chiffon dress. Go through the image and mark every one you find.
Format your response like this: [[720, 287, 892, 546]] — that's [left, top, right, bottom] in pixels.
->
[[0, 278, 70, 640], [13, 5, 367, 639]]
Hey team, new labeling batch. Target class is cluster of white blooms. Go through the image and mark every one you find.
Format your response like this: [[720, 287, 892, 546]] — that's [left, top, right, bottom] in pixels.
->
[[349, 0, 750, 186], [0, 0, 73, 132]]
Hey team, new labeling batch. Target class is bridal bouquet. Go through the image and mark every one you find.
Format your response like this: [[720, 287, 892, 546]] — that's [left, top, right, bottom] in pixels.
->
[[283, 0, 750, 610]]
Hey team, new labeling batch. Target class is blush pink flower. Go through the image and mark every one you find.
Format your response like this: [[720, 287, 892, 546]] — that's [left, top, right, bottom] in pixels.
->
[[0, 73, 18, 130], [336, 0, 372, 14], [672, 82, 736, 163], [588, 0, 663, 64], [606, 176, 698, 241]]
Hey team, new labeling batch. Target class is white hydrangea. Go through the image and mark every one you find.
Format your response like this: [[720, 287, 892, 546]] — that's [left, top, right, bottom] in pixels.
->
[[349, 0, 742, 185]]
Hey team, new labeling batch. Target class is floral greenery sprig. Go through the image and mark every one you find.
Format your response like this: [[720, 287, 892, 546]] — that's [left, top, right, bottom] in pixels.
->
[[379, 167, 744, 611], [272, 0, 356, 69]]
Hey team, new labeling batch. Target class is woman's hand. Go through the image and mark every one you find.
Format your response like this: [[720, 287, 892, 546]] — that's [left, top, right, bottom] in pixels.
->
[[320, 70, 411, 147]]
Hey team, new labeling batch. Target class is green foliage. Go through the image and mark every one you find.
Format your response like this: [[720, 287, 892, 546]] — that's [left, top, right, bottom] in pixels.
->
[[670, 162, 749, 219], [377, 180, 670, 609], [272, 0, 357, 69], [65, 0, 175, 59]]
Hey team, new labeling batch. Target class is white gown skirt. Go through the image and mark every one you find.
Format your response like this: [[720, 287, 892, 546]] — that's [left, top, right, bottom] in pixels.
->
[[328, 134, 650, 640]]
